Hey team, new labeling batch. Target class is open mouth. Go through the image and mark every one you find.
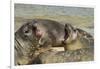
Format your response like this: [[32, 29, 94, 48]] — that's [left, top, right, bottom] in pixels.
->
[[64, 27, 69, 41]]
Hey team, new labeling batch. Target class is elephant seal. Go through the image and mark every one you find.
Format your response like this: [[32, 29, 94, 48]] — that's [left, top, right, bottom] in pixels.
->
[[62, 24, 94, 51], [14, 19, 66, 65]]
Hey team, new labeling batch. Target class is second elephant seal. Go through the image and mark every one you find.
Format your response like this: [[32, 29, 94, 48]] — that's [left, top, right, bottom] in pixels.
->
[[63, 23, 94, 51]]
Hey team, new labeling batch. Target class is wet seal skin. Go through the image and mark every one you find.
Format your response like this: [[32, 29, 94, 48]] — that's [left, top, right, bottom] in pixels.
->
[[62, 24, 94, 51]]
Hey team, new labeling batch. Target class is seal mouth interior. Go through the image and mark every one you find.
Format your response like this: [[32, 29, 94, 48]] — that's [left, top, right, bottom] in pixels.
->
[[64, 27, 69, 41]]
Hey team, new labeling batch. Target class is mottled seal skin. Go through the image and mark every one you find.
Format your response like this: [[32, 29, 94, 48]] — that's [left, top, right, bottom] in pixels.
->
[[33, 47, 94, 64], [63, 24, 94, 51]]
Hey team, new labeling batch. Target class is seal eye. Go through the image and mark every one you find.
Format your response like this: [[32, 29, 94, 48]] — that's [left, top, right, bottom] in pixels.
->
[[24, 30, 29, 33], [24, 30, 30, 38]]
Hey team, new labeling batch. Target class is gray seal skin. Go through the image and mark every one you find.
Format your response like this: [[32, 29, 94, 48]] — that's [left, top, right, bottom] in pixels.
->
[[14, 19, 65, 65], [63, 24, 94, 51]]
